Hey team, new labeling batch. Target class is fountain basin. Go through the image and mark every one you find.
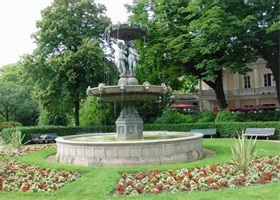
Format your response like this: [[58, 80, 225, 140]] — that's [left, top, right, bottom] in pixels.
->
[[55, 132, 203, 167]]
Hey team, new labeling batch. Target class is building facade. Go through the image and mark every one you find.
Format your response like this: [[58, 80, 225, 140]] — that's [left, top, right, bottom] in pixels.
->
[[200, 58, 279, 112]]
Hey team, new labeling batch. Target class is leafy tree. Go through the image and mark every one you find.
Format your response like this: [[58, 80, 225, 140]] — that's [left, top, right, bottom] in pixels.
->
[[127, 1, 278, 108], [22, 0, 111, 126], [38, 108, 70, 126], [79, 96, 115, 126], [243, 1, 280, 105], [0, 64, 39, 125], [0, 81, 37, 124]]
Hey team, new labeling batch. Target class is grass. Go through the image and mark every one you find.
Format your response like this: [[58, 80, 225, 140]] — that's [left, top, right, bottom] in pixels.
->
[[1, 139, 279, 200]]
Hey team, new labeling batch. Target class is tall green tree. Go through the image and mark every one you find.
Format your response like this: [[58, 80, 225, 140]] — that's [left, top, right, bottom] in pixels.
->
[[127, 1, 278, 108], [22, 0, 110, 126], [243, 1, 280, 105], [0, 64, 39, 125]]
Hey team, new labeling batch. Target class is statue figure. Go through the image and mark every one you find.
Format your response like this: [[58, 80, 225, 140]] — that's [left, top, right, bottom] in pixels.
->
[[116, 41, 128, 76], [127, 40, 139, 76]]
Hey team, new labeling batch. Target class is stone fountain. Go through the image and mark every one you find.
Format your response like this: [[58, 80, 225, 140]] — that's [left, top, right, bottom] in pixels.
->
[[55, 22, 203, 166], [87, 22, 171, 140]]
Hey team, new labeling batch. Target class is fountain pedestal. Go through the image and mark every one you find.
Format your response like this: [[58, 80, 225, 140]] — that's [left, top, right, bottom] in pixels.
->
[[116, 103, 143, 140]]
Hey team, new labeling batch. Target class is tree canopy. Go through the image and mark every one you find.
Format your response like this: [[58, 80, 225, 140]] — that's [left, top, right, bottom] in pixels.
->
[[127, 0, 279, 108], [0, 64, 39, 125], [22, 0, 111, 126]]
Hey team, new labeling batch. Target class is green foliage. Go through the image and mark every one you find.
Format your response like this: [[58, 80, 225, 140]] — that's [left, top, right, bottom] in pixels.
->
[[38, 110, 70, 126], [236, 110, 280, 122], [155, 109, 194, 124], [0, 121, 22, 130], [215, 110, 238, 123], [128, 1, 280, 108], [0, 80, 39, 124], [230, 134, 257, 172], [79, 96, 115, 126], [196, 111, 216, 123], [4, 130, 26, 148], [144, 121, 280, 139], [22, 1, 111, 126], [1, 125, 116, 144], [0, 64, 39, 126]]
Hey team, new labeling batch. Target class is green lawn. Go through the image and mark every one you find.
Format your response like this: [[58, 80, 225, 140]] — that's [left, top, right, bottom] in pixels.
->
[[1, 139, 279, 200]]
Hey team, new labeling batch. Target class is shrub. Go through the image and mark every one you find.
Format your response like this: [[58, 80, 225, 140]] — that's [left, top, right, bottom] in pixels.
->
[[230, 133, 257, 172], [4, 129, 25, 148], [155, 109, 194, 124], [196, 111, 216, 123], [215, 110, 237, 123], [0, 121, 22, 132], [236, 110, 280, 122]]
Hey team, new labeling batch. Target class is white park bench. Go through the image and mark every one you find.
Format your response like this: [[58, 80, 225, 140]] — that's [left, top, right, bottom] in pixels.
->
[[244, 128, 275, 140]]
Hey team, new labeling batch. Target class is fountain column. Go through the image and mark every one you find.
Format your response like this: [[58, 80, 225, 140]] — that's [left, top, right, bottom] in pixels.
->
[[116, 102, 143, 139]]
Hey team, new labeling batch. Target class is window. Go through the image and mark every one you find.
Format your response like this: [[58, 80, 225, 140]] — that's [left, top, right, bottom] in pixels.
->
[[244, 76, 251, 88], [264, 73, 272, 87]]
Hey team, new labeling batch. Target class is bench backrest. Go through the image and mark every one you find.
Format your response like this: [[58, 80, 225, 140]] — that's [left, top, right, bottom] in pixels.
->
[[190, 128, 217, 135], [245, 128, 275, 136], [30, 133, 58, 139]]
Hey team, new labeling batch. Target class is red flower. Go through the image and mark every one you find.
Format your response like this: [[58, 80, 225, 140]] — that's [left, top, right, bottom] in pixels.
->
[[135, 186, 143, 193], [61, 171, 68, 177], [184, 182, 191, 187], [156, 183, 163, 190], [126, 180, 133, 186], [208, 177, 215, 183], [200, 172, 207, 178], [191, 178, 198, 184], [38, 182, 45, 189], [263, 172, 272, 181], [22, 184, 30, 192]]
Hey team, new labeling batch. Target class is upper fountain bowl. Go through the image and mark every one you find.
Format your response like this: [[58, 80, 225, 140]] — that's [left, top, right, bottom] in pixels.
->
[[105, 22, 148, 41], [87, 82, 171, 102]]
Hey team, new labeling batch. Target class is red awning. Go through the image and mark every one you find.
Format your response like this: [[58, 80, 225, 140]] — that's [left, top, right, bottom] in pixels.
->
[[253, 105, 277, 110], [171, 103, 197, 108], [228, 106, 240, 111], [239, 105, 277, 112], [240, 107, 255, 111]]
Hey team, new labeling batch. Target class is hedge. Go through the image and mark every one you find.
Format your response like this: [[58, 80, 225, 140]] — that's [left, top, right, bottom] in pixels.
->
[[0, 125, 115, 144], [1, 121, 279, 144], [144, 121, 280, 139]]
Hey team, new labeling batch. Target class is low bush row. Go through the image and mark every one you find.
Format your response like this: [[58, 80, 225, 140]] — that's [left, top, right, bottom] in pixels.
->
[[1, 121, 279, 145], [144, 121, 280, 139], [0, 125, 115, 144]]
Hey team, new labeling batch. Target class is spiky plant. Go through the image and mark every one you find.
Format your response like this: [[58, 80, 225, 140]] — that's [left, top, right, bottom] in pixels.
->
[[230, 133, 257, 172], [6, 130, 25, 148]]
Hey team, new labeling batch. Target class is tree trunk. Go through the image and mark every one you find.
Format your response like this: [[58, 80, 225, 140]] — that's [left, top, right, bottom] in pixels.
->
[[204, 70, 228, 109], [269, 63, 280, 106], [74, 99, 80, 126]]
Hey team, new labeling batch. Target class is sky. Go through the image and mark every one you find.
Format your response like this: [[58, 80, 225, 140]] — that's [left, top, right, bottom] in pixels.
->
[[0, 0, 132, 67]]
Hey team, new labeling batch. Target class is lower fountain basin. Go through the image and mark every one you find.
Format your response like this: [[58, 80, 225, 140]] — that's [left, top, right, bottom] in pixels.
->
[[55, 131, 203, 167]]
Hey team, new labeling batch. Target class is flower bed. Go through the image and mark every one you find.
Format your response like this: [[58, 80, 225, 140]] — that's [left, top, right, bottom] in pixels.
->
[[0, 160, 81, 192], [114, 156, 280, 196], [0, 143, 81, 193], [0, 143, 55, 157]]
